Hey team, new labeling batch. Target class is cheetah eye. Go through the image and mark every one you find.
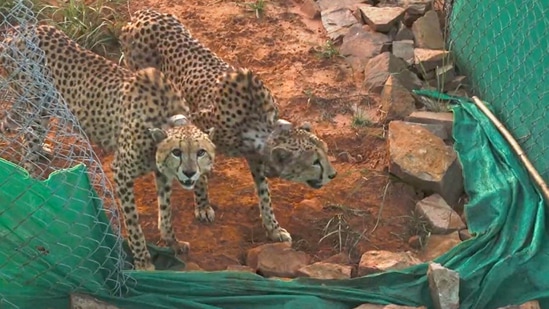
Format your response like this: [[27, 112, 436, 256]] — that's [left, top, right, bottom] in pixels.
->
[[313, 159, 321, 166], [197, 149, 207, 157], [171, 149, 182, 157]]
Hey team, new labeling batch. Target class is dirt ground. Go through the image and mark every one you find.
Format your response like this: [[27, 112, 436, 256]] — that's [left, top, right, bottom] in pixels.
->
[[95, 0, 421, 271], [0, 0, 422, 271]]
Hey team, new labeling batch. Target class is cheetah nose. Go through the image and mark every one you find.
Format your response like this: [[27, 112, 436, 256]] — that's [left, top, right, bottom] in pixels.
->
[[328, 172, 337, 179], [183, 170, 196, 178]]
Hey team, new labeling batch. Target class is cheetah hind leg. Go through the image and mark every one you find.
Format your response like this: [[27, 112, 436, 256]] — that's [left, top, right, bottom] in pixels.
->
[[193, 174, 216, 223], [21, 115, 53, 175]]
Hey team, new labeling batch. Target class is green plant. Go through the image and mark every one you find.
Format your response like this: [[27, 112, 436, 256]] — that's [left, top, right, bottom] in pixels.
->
[[38, 0, 124, 58], [319, 204, 371, 253], [414, 41, 455, 112], [316, 40, 340, 59], [405, 210, 431, 249], [351, 106, 372, 128], [245, 0, 266, 19]]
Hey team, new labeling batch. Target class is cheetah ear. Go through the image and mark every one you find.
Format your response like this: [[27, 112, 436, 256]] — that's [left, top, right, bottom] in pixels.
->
[[204, 127, 215, 140], [169, 114, 189, 127], [274, 119, 293, 132], [149, 128, 168, 143], [271, 147, 293, 165], [298, 122, 312, 132]]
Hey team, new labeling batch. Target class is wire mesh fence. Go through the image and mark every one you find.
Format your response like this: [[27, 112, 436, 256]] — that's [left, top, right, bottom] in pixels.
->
[[0, 1, 129, 307], [445, 0, 549, 185]]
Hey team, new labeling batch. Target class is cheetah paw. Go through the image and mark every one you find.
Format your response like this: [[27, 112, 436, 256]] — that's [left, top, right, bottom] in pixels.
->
[[267, 227, 292, 244], [195, 205, 215, 223], [134, 258, 155, 271]]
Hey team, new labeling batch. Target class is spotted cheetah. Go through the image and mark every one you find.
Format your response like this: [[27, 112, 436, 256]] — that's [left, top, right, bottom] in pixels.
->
[[0, 24, 216, 270], [120, 9, 337, 243]]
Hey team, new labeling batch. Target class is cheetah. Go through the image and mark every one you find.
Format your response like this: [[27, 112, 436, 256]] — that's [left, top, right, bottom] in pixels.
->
[[119, 9, 337, 243], [0, 24, 216, 270]]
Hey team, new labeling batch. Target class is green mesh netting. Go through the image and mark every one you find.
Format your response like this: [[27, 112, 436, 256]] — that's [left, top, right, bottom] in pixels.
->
[[2, 96, 548, 309], [447, 0, 549, 182]]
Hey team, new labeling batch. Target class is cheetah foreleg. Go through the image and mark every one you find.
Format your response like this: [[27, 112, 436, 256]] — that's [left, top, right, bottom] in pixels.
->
[[155, 170, 190, 255], [193, 174, 215, 222], [246, 157, 292, 243], [114, 165, 155, 271]]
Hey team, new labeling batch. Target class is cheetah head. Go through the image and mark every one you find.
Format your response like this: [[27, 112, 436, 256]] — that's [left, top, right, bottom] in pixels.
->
[[149, 115, 216, 190], [263, 119, 337, 189]]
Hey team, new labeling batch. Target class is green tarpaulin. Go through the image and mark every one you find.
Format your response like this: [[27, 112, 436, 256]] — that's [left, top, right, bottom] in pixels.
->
[[1, 96, 548, 309]]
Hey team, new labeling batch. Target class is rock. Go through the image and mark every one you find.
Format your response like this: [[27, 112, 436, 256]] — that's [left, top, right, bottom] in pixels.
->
[[394, 22, 414, 41], [358, 6, 405, 33], [405, 111, 454, 139], [427, 69, 456, 89], [416, 194, 466, 234], [321, 7, 360, 40], [246, 243, 289, 269], [185, 262, 204, 271], [297, 262, 353, 279], [70, 294, 120, 309], [435, 64, 456, 87], [363, 52, 422, 94], [226, 265, 256, 273], [291, 197, 324, 224], [392, 39, 414, 64], [401, 121, 448, 140], [246, 243, 312, 278], [412, 10, 445, 49], [353, 305, 384, 309], [420, 232, 461, 261], [414, 48, 451, 74], [498, 300, 541, 309], [444, 75, 468, 92], [322, 252, 352, 264], [353, 305, 426, 309], [422, 71, 438, 81], [300, 0, 321, 19], [447, 88, 470, 98], [337, 151, 357, 163], [398, 0, 433, 26], [340, 25, 391, 72], [208, 254, 242, 269], [523, 301, 542, 309], [428, 263, 460, 309], [387, 121, 464, 205], [317, 0, 373, 12], [408, 235, 422, 249], [358, 250, 421, 276], [353, 4, 371, 23], [298, 198, 324, 211], [460, 212, 467, 226], [458, 229, 472, 241], [398, 0, 433, 16], [380, 76, 416, 122]]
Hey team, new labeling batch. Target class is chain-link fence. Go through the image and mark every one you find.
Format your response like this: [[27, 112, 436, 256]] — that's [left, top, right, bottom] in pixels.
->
[[0, 1, 129, 307], [445, 0, 549, 184]]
